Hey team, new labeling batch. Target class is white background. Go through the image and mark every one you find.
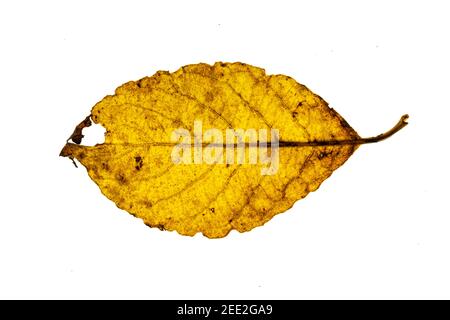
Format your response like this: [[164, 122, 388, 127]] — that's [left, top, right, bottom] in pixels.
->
[[0, 0, 449, 299]]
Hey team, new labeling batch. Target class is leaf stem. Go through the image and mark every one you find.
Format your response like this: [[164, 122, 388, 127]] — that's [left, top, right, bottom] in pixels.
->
[[278, 114, 409, 147]]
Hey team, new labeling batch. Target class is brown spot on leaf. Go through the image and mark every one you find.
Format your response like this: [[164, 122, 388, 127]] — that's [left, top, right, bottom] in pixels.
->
[[116, 173, 127, 185], [134, 156, 143, 170]]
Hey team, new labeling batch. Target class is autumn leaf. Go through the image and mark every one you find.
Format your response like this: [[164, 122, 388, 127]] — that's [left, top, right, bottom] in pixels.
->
[[60, 62, 408, 238]]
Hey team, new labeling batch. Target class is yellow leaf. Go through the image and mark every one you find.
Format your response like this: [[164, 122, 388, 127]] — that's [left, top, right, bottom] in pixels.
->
[[60, 62, 408, 238]]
